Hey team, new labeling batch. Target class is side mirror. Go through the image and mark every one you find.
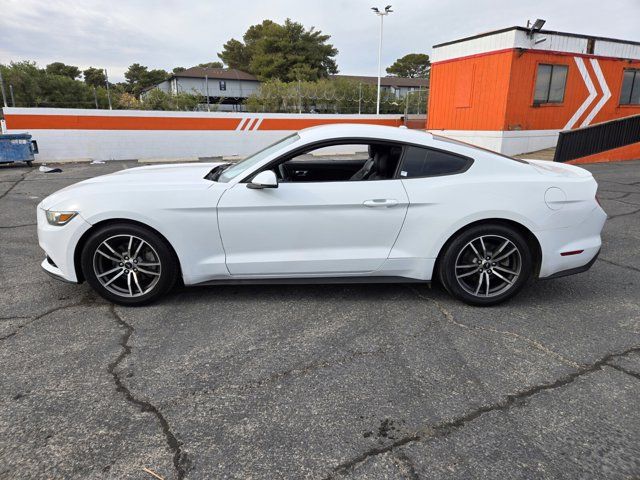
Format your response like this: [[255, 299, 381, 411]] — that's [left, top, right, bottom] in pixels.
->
[[247, 170, 278, 189]]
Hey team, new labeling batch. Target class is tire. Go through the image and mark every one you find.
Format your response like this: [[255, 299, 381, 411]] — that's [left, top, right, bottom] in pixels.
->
[[81, 223, 178, 306], [438, 223, 532, 306]]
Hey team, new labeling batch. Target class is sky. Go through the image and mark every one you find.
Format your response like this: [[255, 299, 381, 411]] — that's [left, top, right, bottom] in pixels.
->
[[1, 0, 639, 82]]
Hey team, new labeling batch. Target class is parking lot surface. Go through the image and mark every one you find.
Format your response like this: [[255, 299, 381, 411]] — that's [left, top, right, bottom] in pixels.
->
[[1, 159, 640, 480]]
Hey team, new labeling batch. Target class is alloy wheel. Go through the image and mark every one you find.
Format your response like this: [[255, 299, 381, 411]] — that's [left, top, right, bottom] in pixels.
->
[[92, 234, 162, 298], [454, 234, 522, 298]]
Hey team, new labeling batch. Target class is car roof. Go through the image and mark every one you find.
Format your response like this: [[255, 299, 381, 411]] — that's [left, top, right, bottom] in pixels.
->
[[297, 123, 435, 145], [296, 123, 495, 160]]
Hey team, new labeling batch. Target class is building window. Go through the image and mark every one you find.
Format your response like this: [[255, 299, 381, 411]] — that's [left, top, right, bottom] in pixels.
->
[[219, 80, 226, 91], [533, 64, 568, 104], [620, 69, 640, 105]]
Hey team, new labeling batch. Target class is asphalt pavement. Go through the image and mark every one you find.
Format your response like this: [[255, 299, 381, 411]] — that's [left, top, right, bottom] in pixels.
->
[[1, 159, 639, 479]]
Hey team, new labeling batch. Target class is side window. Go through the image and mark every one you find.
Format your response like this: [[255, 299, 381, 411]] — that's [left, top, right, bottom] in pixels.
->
[[399, 146, 471, 178], [276, 142, 403, 183], [620, 69, 640, 105], [533, 64, 568, 104], [219, 80, 227, 91]]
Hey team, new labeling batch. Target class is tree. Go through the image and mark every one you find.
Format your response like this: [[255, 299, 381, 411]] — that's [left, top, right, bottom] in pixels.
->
[[1, 61, 115, 108], [82, 67, 107, 87], [172, 67, 186, 74], [218, 19, 338, 81], [196, 62, 223, 69], [124, 63, 168, 97], [45, 62, 81, 79], [0, 61, 43, 107], [386, 53, 430, 78]]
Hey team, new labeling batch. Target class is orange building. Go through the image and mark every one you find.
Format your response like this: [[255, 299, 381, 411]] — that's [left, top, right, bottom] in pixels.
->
[[427, 26, 640, 155]]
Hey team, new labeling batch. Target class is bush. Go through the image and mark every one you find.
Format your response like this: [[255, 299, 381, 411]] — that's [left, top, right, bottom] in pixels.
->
[[245, 78, 425, 114]]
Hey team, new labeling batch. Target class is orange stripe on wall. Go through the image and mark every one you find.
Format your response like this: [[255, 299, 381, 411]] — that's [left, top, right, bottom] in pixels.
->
[[5, 114, 403, 131], [5, 114, 242, 131], [568, 142, 640, 164], [258, 118, 402, 130]]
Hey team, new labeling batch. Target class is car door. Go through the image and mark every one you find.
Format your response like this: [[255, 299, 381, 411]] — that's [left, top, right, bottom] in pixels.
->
[[217, 178, 409, 276]]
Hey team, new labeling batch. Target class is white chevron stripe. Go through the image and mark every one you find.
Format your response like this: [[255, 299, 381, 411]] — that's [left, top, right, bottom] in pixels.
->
[[581, 59, 611, 127], [235, 118, 249, 131], [251, 118, 263, 131], [564, 57, 597, 130], [244, 118, 258, 131]]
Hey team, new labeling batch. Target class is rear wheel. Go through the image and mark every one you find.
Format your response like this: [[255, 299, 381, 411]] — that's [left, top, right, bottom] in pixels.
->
[[438, 223, 532, 306], [81, 223, 178, 306]]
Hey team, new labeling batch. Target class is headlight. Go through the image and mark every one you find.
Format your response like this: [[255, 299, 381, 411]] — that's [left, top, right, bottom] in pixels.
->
[[45, 210, 78, 226]]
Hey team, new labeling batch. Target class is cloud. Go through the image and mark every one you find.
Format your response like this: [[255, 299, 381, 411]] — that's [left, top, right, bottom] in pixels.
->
[[1, 0, 638, 81]]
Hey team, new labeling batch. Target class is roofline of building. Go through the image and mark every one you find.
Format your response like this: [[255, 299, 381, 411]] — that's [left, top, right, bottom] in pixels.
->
[[169, 74, 260, 82], [433, 26, 640, 49]]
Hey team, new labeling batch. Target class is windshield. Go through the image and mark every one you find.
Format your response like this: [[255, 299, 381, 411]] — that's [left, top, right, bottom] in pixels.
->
[[218, 134, 300, 182]]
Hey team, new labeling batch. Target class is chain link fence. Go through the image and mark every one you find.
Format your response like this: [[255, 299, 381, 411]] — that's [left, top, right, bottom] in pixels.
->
[[1, 64, 429, 117]]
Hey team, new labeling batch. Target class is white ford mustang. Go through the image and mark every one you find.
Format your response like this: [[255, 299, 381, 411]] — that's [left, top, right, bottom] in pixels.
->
[[37, 124, 606, 306]]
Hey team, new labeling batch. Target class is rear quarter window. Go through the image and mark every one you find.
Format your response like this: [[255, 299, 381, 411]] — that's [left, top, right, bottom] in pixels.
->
[[399, 146, 472, 178]]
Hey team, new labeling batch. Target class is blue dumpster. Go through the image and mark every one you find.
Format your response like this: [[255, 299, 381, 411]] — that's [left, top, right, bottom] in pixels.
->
[[0, 133, 38, 166]]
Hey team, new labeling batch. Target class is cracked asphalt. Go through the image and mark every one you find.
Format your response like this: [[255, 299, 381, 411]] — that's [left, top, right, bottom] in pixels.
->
[[1, 159, 640, 480]]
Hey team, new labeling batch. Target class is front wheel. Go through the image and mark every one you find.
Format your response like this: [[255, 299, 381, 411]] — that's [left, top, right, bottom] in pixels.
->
[[81, 223, 178, 306], [438, 224, 532, 306]]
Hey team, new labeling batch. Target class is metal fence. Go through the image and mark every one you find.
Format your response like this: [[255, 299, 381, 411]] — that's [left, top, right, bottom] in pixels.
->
[[554, 114, 640, 162]]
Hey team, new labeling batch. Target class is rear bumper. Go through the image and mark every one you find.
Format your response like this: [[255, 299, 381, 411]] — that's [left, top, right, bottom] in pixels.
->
[[536, 205, 607, 279], [543, 248, 600, 279]]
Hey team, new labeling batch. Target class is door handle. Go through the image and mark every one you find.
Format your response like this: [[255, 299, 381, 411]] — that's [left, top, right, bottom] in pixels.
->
[[363, 199, 399, 208]]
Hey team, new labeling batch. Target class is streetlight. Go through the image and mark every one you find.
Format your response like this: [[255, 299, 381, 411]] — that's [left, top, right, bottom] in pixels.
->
[[371, 5, 393, 115]]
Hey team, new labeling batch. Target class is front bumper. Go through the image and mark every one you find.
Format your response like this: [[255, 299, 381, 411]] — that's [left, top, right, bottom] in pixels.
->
[[37, 207, 92, 283], [41, 257, 78, 283]]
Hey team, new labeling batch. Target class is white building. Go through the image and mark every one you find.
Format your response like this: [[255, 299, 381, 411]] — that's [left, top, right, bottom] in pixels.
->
[[148, 67, 260, 111]]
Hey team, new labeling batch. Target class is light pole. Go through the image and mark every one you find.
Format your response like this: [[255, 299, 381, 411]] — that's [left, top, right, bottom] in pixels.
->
[[104, 69, 112, 110], [371, 5, 393, 115]]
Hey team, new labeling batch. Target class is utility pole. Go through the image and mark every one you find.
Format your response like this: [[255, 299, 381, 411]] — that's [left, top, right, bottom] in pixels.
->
[[404, 91, 409, 118], [0, 69, 8, 108], [93, 87, 99, 109], [104, 69, 112, 110], [205, 75, 210, 112], [9, 85, 15, 107], [298, 78, 302, 114], [358, 82, 362, 114], [371, 5, 393, 115]]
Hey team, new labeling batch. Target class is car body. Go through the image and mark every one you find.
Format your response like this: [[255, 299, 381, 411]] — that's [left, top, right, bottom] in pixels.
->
[[37, 124, 606, 306]]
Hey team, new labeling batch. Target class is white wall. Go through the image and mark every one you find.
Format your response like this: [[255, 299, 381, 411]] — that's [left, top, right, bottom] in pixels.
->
[[429, 129, 560, 156], [3, 108, 404, 162]]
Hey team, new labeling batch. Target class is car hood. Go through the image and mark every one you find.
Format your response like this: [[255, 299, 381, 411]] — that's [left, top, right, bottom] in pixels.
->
[[89, 162, 224, 183], [39, 162, 226, 211]]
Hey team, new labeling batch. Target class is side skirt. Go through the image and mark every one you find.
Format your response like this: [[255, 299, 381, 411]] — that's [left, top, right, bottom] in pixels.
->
[[193, 276, 431, 286]]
